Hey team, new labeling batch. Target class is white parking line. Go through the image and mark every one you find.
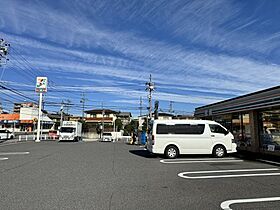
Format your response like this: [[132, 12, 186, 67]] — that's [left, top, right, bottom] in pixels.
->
[[0, 157, 8, 161], [220, 197, 280, 210], [161, 160, 243, 164], [0, 152, 30, 155], [160, 158, 243, 164], [0, 142, 27, 147], [178, 168, 280, 179], [257, 159, 280, 166]]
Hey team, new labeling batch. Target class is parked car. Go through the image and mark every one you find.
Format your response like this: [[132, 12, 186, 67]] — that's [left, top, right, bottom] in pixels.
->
[[101, 132, 113, 142], [0, 130, 14, 140], [147, 120, 237, 159], [48, 130, 59, 139]]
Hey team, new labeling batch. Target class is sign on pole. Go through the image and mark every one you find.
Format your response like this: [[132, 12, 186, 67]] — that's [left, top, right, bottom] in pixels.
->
[[35, 77, 47, 142], [35, 77, 48, 93]]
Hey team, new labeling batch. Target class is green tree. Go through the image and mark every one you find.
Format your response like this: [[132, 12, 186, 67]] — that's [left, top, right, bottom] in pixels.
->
[[115, 119, 123, 131], [124, 119, 139, 135]]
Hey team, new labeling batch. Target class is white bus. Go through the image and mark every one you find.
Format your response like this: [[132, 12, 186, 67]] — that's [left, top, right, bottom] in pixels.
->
[[147, 120, 237, 159]]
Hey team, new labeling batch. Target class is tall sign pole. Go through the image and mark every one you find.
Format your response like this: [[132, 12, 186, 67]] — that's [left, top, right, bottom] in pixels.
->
[[35, 77, 48, 143]]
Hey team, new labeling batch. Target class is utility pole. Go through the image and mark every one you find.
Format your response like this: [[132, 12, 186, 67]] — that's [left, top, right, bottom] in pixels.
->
[[0, 38, 10, 81], [169, 101, 174, 113], [145, 74, 155, 119], [0, 38, 10, 66], [60, 101, 64, 127], [65, 99, 71, 114], [139, 96, 143, 116], [80, 92, 85, 120], [102, 102, 105, 136]]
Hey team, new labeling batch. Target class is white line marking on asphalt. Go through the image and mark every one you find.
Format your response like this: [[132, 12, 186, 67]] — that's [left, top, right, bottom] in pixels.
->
[[0, 142, 27, 147], [257, 159, 280, 165], [220, 197, 280, 210], [0, 157, 8, 161], [0, 152, 30, 155], [162, 157, 238, 161], [178, 168, 280, 179], [160, 158, 242, 164], [160, 160, 243, 164]]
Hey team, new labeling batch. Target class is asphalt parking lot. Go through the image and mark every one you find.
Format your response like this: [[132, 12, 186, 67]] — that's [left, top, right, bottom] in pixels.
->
[[0, 141, 279, 210]]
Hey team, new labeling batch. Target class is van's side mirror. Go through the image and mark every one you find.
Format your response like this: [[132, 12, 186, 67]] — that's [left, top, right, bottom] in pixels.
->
[[224, 130, 229, 135]]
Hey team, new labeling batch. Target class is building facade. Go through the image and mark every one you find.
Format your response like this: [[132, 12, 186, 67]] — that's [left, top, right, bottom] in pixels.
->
[[194, 86, 280, 157], [84, 109, 118, 132], [116, 112, 132, 126], [0, 105, 54, 133], [0, 113, 20, 132]]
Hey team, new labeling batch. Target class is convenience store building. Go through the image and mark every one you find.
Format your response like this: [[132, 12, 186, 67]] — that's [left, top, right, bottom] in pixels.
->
[[194, 86, 280, 157]]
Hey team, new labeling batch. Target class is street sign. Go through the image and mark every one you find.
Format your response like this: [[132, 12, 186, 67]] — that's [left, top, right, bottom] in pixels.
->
[[35, 77, 48, 93]]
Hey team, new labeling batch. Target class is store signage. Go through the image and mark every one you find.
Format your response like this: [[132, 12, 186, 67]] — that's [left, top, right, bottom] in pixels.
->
[[35, 77, 48, 93]]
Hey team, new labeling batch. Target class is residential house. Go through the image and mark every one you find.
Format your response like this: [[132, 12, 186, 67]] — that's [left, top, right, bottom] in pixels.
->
[[48, 112, 73, 130], [172, 115, 195, 120], [157, 112, 174, 120], [84, 109, 118, 132], [116, 112, 132, 127]]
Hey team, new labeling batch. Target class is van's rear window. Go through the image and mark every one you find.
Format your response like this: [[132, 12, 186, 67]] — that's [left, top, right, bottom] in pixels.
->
[[156, 124, 205, 135]]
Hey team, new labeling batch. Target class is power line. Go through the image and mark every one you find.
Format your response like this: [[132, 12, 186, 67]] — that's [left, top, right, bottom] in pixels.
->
[[0, 83, 37, 102]]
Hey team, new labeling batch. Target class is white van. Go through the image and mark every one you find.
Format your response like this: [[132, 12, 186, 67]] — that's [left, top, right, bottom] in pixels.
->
[[147, 120, 237, 159]]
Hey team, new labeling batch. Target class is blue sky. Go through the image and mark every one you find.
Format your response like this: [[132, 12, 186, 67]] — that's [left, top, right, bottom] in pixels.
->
[[0, 0, 280, 117]]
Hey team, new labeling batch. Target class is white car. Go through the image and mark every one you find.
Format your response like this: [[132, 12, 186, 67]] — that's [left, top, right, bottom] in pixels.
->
[[0, 130, 14, 140], [101, 132, 113, 142]]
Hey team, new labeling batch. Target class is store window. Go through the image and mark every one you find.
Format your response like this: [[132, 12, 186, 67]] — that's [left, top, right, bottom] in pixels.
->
[[213, 114, 232, 131], [242, 113, 251, 146], [222, 113, 251, 147], [259, 109, 280, 153], [232, 113, 242, 142]]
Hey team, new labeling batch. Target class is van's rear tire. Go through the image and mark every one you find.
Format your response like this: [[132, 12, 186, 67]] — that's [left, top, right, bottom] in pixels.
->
[[213, 145, 226, 158], [165, 145, 179, 159]]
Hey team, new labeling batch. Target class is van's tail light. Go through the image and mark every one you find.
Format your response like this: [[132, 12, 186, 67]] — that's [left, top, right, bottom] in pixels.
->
[[152, 135, 155, 145]]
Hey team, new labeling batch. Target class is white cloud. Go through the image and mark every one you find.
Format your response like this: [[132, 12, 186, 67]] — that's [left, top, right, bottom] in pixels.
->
[[1, 0, 280, 113]]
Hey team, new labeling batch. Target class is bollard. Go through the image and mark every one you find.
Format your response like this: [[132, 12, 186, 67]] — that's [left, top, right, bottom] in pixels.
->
[[19, 135, 21, 141], [26, 135, 28, 141]]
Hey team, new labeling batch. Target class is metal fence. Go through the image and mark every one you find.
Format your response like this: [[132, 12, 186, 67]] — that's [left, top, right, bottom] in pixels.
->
[[18, 135, 58, 141], [7, 135, 131, 143]]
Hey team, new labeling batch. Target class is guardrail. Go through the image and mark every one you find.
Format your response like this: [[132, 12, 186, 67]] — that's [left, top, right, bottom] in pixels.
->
[[18, 135, 59, 141], [3, 135, 132, 143]]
